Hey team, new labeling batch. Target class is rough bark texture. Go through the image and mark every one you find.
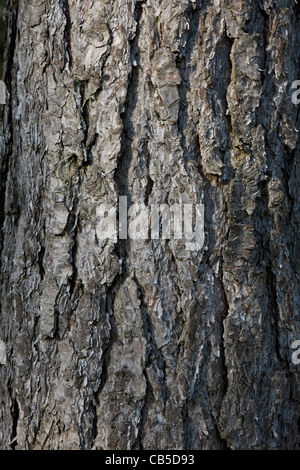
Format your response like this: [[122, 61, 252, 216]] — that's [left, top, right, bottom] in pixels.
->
[[0, 0, 300, 450]]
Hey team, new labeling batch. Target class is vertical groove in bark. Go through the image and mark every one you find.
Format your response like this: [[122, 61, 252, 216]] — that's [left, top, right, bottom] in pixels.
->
[[60, 0, 72, 68], [176, 2, 201, 161], [0, 1, 18, 270], [10, 397, 19, 450]]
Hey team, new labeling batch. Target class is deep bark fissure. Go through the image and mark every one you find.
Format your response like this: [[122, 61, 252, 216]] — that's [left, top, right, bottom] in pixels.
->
[[78, 399, 98, 450], [98, 24, 113, 95], [176, 2, 201, 162], [111, 0, 146, 290], [10, 397, 19, 450], [254, 5, 289, 370], [96, 4, 147, 410], [51, 180, 82, 339], [181, 402, 194, 450], [212, 412, 230, 450], [0, 2, 18, 271], [60, 0, 72, 69], [132, 372, 154, 450], [37, 227, 46, 281], [222, 31, 234, 156], [169, 250, 186, 349], [257, 4, 268, 90], [74, 80, 94, 165], [115, 9, 142, 202], [218, 263, 230, 399], [94, 289, 119, 402], [254, 171, 287, 384], [266, 265, 283, 365], [68, 193, 80, 296], [133, 275, 169, 449], [80, 84, 89, 147], [195, 133, 231, 446], [89, 400, 98, 448], [144, 141, 153, 206]]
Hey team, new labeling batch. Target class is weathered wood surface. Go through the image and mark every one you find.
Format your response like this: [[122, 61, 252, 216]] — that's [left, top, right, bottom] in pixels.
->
[[0, 0, 300, 449]]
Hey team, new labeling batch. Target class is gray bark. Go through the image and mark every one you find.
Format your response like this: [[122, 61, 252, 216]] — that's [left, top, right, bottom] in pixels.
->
[[0, 0, 300, 450]]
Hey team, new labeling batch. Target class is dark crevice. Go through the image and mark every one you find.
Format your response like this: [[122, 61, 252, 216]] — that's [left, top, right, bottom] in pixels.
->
[[212, 271, 230, 450], [11, 397, 19, 450], [80, 87, 100, 166], [144, 142, 153, 206], [60, 0, 72, 68], [258, 5, 268, 88], [252, 3, 295, 372], [282, 142, 295, 199], [222, 29, 234, 146], [169, 250, 186, 342], [136, 275, 169, 404], [53, 273, 84, 340], [111, 0, 146, 281], [82, 99, 90, 148], [254, 176, 286, 370], [78, 399, 98, 450], [0, 10, 19, 428], [98, 23, 113, 94], [219, 266, 229, 401], [75, 80, 95, 166], [210, 24, 233, 444], [68, 202, 80, 296], [90, 401, 98, 448], [132, 275, 169, 449], [181, 402, 194, 450], [176, 2, 201, 163], [0, 1, 19, 271], [197, 137, 220, 269], [96, 4, 147, 406], [112, 0, 145, 286], [212, 413, 230, 450], [266, 265, 283, 365], [77, 423, 85, 450], [37, 242, 45, 281], [175, 5, 233, 445], [132, 373, 154, 450], [216, 28, 234, 183], [53, 306, 60, 340], [94, 288, 119, 402], [50, 175, 83, 339], [153, 12, 161, 51], [115, 2, 143, 202], [30, 417, 42, 450]]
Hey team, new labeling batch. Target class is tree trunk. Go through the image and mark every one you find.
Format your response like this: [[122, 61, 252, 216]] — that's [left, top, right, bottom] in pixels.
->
[[0, 0, 300, 450]]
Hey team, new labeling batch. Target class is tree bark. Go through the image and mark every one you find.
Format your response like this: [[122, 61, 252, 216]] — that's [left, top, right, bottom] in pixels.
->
[[0, 0, 300, 450]]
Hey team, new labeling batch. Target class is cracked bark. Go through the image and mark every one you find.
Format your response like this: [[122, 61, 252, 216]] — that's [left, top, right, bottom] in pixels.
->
[[0, 0, 300, 450]]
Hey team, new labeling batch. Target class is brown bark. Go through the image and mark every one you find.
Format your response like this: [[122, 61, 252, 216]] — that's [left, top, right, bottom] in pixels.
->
[[0, 0, 300, 450]]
